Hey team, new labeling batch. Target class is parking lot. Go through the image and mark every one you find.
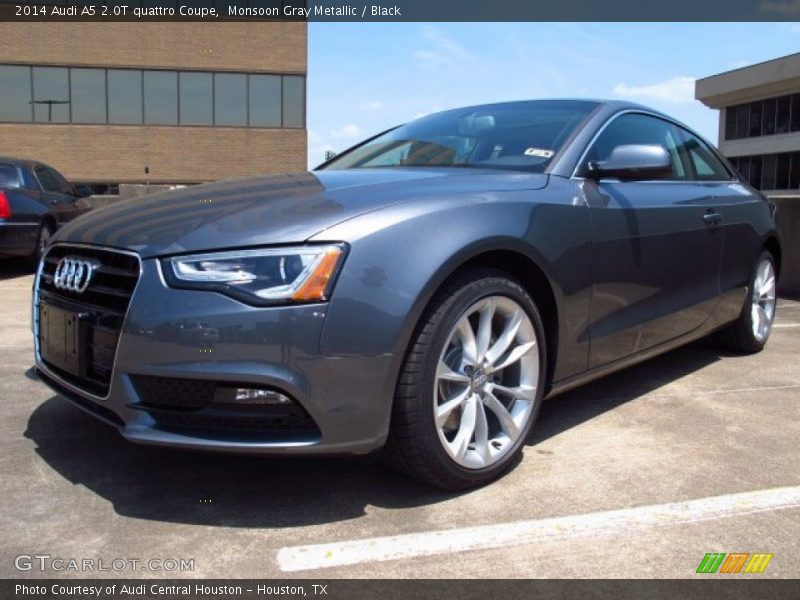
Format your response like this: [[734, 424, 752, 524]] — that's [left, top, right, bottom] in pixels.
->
[[1, 259, 798, 579]]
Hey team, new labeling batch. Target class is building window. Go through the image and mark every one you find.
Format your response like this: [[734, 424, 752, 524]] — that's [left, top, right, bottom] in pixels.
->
[[32, 67, 69, 123], [144, 70, 178, 125], [730, 152, 800, 191], [214, 73, 247, 126], [0, 63, 305, 129], [282, 75, 305, 128], [70, 68, 106, 124], [179, 72, 213, 125], [0, 65, 32, 122], [108, 69, 142, 124], [725, 92, 800, 140], [762, 98, 776, 136], [792, 93, 800, 133], [249, 74, 282, 127]]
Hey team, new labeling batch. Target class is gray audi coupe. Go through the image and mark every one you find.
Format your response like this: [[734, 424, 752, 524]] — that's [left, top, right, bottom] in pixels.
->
[[32, 100, 780, 489]]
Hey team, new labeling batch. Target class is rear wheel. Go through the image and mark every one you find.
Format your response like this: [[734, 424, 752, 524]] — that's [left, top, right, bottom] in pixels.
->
[[30, 221, 53, 266], [384, 270, 547, 490], [718, 251, 777, 353]]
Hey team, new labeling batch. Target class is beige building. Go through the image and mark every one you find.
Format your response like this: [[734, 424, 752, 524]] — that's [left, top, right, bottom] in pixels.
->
[[696, 53, 800, 295], [0, 22, 307, 191]]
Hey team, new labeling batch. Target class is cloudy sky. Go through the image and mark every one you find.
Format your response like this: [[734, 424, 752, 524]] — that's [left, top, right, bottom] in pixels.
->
[[307, 22, 800, 168]]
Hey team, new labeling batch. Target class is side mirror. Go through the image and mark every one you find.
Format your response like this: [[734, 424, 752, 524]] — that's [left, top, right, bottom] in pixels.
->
[[586, 144, 672, 181]]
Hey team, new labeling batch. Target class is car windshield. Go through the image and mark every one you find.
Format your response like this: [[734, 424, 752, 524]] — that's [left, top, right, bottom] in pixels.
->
[[321, 100, 598, 173], [0, 164, 20, 188]]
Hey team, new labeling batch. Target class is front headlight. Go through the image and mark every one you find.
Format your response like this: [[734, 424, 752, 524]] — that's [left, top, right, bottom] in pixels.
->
[[162, 244, 346, 305]]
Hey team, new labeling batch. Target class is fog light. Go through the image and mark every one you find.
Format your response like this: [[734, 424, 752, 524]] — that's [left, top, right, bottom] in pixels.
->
[[233, 387, 291, 405]]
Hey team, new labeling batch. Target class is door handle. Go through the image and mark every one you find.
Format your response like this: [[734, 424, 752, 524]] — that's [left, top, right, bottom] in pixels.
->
[[703, 212, 722, 225]]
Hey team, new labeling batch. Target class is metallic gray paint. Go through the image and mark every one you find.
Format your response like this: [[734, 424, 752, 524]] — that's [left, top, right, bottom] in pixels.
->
[[34, 100, 781, 455]]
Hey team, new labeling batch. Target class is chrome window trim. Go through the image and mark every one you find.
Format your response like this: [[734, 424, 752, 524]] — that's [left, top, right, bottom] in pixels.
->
[[570, 109, 738, 184], [33, 242, 143, 403]]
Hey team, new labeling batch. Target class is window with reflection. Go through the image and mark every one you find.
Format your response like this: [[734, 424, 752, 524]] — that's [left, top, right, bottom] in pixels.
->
[[179, 72, 212, 125], [0, 66, 32, 122], [71, 68, 106, 124], [249, 74, 281, 127], [108, 69, 142, 124], [725, 93, 800, 140], [214, 73, 247, 126], [282, 75, 305, 127], [0, 63, 305, 130], [32, 67, 69, 123], [144, 70, 178, 125]]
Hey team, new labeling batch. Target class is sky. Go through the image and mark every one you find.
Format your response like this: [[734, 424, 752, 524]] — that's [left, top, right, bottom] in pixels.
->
[[307, 22, 800, 168]]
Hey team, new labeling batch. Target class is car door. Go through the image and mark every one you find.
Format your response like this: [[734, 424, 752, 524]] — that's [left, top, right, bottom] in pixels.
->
[[675, 127, 764, 302], [34, 164, 78, 225], [580, 112, 724, 368]]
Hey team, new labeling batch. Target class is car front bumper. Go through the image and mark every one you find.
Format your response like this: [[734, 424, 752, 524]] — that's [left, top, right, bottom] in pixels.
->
[[34, 248, 395, 455]]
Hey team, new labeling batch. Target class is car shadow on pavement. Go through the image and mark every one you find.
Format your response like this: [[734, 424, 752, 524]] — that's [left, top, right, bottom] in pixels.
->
[[24, 337, 725, 529], [0, 258, 34, 280], [530, 337, 723, 445]]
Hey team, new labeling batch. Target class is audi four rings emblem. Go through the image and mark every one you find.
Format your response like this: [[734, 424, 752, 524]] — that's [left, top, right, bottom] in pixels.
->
[[53, 257, 98, 293]]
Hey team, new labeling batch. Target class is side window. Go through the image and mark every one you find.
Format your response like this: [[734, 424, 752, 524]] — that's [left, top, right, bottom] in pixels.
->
[[48, 167, 72, 193], [20, 167, 39, 191], [586, 113, 688, 180], [35, 166, 63, 193], [675, 128, 732, 181]]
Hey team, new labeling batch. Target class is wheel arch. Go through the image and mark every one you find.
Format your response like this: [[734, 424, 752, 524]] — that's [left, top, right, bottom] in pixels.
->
[[764, 235, 781, 277], [398, 240, 562, 393]]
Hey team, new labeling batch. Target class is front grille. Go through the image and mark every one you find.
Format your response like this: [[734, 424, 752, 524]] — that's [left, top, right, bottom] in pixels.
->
[[130, 375, 320, 437], [36, 245, 140, 396]]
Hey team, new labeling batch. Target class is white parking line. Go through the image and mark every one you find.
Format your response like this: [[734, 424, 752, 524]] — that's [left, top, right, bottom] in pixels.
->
[[277, 485, 800, 572], [774, 323, 800, 328]]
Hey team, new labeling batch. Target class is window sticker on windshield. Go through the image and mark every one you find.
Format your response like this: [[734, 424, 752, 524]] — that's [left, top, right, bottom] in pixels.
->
[[524, 147, 554, 158]]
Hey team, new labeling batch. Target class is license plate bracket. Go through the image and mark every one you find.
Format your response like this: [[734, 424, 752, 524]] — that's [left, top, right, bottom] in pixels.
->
[[39, 303, 88, 377]]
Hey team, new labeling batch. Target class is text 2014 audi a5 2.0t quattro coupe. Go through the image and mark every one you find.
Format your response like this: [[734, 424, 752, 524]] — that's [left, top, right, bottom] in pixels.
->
[[32, 100, 780, 489]]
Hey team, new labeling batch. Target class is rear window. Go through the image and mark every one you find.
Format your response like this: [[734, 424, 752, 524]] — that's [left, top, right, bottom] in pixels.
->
[[0, 164, 20, 188]]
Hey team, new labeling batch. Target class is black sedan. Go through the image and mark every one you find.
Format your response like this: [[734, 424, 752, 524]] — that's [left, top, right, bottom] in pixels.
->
[[0, 157, 91, 263], [34, 100, 780, 489]]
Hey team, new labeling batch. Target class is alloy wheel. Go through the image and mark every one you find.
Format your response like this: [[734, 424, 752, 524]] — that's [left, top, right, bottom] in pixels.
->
[[433, 295, 540, 469], [751, 258, 776, 343]]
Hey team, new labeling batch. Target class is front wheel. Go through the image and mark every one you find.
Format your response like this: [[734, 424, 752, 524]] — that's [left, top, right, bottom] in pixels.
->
[[718, 251, 777, 354], [384, 270, 547, 490]]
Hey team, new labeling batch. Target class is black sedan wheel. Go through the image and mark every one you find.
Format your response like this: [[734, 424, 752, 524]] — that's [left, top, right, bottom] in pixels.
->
[[31, 221, 53, 265], [385, 269, 546, 490]]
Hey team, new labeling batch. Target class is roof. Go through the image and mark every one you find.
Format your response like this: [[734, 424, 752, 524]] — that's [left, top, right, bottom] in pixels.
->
[[695, 53, 800, 108], [0, 156, 41, 168]]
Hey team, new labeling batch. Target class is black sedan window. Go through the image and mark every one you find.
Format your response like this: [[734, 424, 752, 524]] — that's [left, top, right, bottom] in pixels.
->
[[322, 100, 598, 173], [0, 164, 20, 188]]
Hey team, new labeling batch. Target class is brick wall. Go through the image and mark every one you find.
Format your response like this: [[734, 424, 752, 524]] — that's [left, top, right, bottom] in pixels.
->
[[0, 123, 307, 182], [0, 22, 306, 73], [0, 22, 308, 182]]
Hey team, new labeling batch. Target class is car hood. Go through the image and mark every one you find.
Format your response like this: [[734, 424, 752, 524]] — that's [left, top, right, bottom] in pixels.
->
[[53, 168, 549, 258]]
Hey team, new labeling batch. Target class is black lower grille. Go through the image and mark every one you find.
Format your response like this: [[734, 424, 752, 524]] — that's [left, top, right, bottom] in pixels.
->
[[36, 245, 140, 396], [130, 375, 320, 436]]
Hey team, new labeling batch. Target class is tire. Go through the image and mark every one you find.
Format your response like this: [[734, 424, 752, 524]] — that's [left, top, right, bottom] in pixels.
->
[[30, 221, 54, 266], [384, 268, 547, 490], [717, 250, 777, 354]]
